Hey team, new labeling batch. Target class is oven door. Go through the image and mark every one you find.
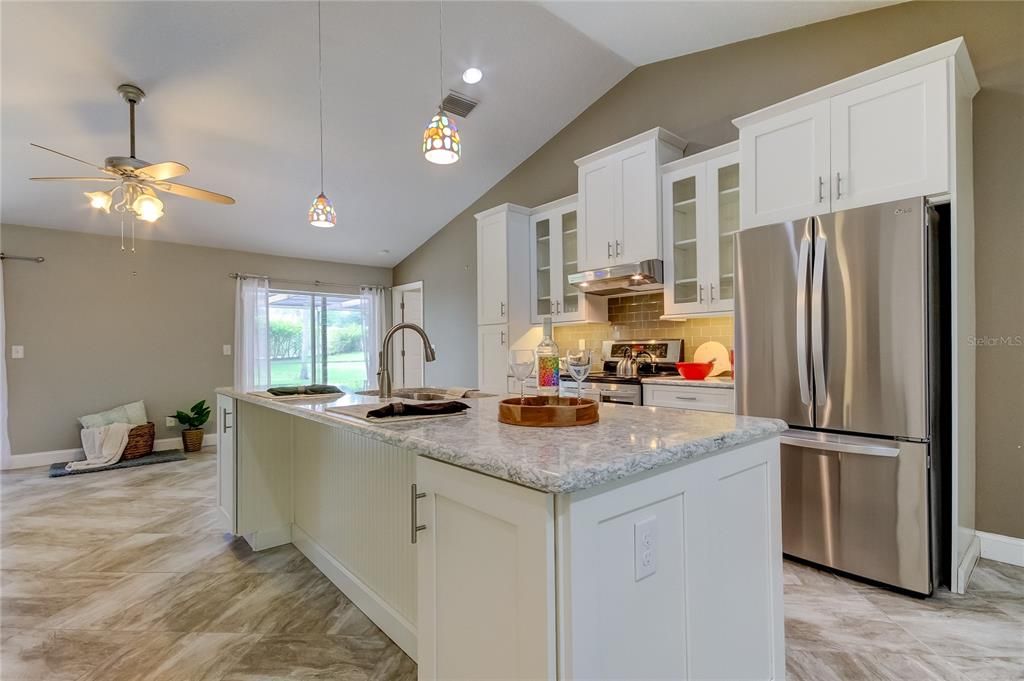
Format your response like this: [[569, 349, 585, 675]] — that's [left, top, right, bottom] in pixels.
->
[[595, 383, 641, 406]]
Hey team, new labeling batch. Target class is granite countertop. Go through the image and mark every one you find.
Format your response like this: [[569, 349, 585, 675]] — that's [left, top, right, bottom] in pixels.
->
[[641, 376, 735, 389], [216, 387, 783, 494]]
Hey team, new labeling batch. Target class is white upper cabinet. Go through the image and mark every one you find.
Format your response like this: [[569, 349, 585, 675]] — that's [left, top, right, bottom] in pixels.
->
[[662, 143, 740, 316], [530, 196, 607, 325], [736, 45, 960, 229], [476, 204, 530, 327], [739, 101, 829, 229], [830, 60, 949, 211], [576, 128, 686, 270], [477, 210, 510, 325]]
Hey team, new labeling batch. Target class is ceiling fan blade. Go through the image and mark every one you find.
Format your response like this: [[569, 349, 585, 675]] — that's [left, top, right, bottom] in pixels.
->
[[136, 161, 189, 181], [30, 176, 119, 182], [151, 181, 235, 205], [29, 143, 106, 171]]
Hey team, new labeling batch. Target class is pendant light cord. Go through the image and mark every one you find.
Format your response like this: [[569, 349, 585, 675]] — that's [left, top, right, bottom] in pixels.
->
[[317, 0, 325, 193], [438, 0, 443, 109]]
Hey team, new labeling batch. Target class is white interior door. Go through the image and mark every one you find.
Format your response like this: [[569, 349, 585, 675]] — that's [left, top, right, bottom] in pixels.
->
[[391, 284, 424, 389]]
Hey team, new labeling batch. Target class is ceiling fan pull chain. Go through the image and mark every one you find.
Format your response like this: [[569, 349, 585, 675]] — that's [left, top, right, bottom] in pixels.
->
[[120, 211, 125, 252], [131, 214, 136, 253]]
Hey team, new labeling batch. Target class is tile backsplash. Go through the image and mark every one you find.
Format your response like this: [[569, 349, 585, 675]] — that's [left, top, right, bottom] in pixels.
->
[[552, 293, 733, 363]]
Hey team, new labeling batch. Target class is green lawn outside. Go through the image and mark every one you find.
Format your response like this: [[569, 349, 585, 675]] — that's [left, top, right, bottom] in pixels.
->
[[270, 351, 368, 391]]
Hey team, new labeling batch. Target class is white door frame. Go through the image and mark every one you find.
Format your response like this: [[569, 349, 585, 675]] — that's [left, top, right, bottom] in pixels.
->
[[392, 281, 425, 389]]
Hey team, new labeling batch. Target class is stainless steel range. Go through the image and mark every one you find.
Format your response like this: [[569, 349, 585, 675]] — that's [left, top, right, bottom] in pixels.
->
[[559, 339, 683, 405]]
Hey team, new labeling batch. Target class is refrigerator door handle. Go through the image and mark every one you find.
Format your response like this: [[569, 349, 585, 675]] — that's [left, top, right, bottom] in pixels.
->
[[781, 431, 902, 458], [811, 233, 828, 406], [796, 236, 812, 405]]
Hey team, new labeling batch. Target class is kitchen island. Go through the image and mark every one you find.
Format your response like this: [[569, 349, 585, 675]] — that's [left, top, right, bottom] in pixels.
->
[[215, 388, 786, 680]]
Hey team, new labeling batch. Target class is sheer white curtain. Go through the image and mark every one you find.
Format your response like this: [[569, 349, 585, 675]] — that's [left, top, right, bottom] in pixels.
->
[[0, 259, 10, 469], [360, 286, 390, 390], [234, 275, 270, 391]]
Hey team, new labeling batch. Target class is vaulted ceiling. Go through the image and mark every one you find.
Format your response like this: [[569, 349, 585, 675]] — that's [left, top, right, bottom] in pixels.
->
[[1, 1, 891, 267]]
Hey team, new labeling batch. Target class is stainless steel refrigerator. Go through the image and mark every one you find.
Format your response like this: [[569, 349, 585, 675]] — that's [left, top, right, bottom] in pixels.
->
[[735, 197, 947, 595]]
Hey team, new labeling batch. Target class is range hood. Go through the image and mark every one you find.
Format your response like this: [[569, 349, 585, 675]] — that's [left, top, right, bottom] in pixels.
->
[[568, 259, 664, 296]]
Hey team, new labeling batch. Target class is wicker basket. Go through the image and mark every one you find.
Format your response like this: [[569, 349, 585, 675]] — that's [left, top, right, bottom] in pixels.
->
[[181, 428, 205, 453], [122, 422, 156, 460]]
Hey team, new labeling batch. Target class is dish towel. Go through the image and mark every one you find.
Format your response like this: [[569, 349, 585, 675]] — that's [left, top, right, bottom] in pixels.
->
[[68, 422, 132, 471], [366, 401, 470, 419], [267, 384, 342, 396]]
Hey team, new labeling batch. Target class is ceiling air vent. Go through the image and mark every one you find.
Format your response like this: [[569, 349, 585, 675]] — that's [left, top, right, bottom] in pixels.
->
[[441, 91, 478, 118]]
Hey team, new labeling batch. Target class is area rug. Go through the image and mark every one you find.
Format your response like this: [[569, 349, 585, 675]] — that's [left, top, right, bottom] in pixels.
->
[[48, 451, 188, 478]]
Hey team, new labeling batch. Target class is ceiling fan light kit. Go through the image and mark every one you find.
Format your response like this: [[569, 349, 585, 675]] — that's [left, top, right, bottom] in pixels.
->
[[28, 82, 234, 251]]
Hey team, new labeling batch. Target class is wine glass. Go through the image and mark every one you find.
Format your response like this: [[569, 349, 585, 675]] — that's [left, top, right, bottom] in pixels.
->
[[508, 349, 535, 404], [566, 349, 592, 404]]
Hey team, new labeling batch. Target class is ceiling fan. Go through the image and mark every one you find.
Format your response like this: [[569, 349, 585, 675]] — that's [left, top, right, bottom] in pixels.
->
[[29, 83, 234, 247]]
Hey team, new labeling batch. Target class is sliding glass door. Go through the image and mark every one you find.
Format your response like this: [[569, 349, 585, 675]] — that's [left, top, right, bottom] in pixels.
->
[[267, 291, 368, 392]]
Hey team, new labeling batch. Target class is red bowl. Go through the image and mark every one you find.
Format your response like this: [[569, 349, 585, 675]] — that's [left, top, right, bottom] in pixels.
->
[[676, 362, 714, 380]]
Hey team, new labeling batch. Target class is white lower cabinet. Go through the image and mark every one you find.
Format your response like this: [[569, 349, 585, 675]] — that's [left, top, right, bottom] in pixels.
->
[[215, 393, 236, 533], [643, 384, 735, 413], [416, 457, 557, 681], [415, 437, 783, 681]]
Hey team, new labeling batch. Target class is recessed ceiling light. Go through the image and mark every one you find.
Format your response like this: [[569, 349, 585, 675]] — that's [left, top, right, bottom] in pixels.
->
[[462, 67, 483, 85]]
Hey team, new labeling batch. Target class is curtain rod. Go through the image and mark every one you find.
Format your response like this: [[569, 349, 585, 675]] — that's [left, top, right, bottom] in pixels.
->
[[227, 272, 385, 290], [0, 252, 45, 263]]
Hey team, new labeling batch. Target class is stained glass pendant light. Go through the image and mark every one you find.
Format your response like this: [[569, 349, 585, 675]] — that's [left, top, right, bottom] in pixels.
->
[[308, 0, 336, 228], [423, 1, 461, 165]]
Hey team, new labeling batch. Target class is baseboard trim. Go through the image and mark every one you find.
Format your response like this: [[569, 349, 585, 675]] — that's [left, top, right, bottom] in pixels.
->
[[242, 525, 292, 552], [4, 433, 216, 470], [956, 533, 981, 593], [978, 531, 1024, 568], [291, 523, 418, 662]]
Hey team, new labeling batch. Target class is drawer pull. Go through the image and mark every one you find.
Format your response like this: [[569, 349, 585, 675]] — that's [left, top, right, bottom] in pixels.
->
[[675, 396, 698, 401]]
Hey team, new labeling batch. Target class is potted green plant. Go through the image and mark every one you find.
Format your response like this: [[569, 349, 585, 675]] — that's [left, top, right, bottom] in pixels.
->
[[174, 400, 211, 452]]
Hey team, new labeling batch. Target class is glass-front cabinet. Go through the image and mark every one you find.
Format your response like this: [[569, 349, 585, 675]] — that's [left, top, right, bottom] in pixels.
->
[[661, 142, 739, 316], [529, 196, 607, 325]]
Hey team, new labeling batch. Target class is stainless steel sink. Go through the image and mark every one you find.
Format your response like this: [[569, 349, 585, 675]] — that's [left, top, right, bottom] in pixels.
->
[[355, 387, 496, 400]]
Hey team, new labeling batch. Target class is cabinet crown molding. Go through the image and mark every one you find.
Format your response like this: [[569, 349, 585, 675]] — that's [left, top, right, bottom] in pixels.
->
[[574, 127, 688, 167], [661, 140, 739, 174], [732, 36, 978, 129], [474, 203, 531, 221]]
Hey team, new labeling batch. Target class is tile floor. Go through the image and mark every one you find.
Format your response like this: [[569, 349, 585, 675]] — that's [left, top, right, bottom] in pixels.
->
[[1, 450, 1021, 680]]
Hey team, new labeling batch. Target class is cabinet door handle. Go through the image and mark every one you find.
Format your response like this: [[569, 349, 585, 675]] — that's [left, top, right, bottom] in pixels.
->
[[615, 240, 622, 257], [709, 283, 716, 303], [835, 172, 842, 199], [607, 241, 613, 258], [411, 484, 427, 544], [698, 284, 704, 304], [500, 330, 506, 345], [222, 409, 232, 432], [499, 301, 505, 317], [818, 176, 824, 203]]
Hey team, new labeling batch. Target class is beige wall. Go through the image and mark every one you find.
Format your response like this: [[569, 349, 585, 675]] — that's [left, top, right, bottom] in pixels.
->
[[2, 223, 391, 455], [394, 2, 1024, 538]]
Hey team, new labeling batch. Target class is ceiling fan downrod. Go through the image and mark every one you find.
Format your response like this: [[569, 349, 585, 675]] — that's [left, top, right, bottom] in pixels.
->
[[117, 83, 145, 159]]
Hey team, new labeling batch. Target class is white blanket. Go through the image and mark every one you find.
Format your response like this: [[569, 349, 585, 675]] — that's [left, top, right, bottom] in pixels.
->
[[68, 422, 132, 471]]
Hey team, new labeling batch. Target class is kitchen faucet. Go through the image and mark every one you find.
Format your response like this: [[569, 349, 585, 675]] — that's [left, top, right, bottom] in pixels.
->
[[377, 323, 437, 399]]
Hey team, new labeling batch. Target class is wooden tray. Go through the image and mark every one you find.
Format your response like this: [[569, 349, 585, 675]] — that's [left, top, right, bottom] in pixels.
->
[[497, 396, 599, 427]]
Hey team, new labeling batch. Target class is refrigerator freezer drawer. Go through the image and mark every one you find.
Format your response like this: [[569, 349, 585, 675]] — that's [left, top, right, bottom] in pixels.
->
[[781, 436, 931, 594]]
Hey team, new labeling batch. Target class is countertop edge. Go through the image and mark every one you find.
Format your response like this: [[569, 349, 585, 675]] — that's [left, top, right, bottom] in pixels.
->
[[216, 388, 785, 494]]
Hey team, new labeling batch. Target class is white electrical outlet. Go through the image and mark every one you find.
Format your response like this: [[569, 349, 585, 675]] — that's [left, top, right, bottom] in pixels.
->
[[11, 345, 24, 359], [223, 344, 232, 356], [165, 416, 177, 428], [634, 516, 658, 581]]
